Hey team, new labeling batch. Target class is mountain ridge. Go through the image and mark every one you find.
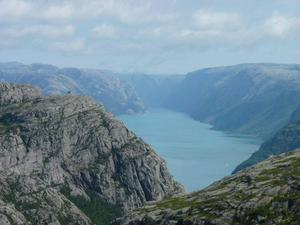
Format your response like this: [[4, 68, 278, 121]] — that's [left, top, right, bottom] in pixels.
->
[[165, 63, 300, 139], [0, 63, 145, 115]]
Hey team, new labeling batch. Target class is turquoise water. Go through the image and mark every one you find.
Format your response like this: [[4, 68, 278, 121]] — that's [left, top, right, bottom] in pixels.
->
[[119, 108, 261, 192]]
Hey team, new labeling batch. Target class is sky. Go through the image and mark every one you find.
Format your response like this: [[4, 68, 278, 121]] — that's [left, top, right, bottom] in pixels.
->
[[0, 0, 299, 74]]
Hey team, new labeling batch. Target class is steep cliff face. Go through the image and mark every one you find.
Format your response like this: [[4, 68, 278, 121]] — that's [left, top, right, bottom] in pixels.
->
[[234, 105, 300, 173], [165, 63, 300, 139], [115, 149, 300, 225], [0, 83, 184, 225]]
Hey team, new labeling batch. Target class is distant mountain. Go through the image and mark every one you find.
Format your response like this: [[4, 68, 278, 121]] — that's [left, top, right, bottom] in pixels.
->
[[115, 149, 300, 225], [0, 62, 184, 115], [234, 104, 300, 173], [0, 62, 145, 115], [165, 63, 300, 139], [0, 83, 184, 225], [115, 74, 184, 107], [4, 62, 300, 141]]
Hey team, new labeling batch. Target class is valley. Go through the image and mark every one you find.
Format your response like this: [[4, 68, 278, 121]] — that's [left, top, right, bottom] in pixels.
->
[[1, 62, 300, 225], [1, 1, 299, 223], [119, 108, 261, 191]]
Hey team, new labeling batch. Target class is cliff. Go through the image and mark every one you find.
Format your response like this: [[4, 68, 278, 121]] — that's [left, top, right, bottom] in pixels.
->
[[0, 83, 184, 225]]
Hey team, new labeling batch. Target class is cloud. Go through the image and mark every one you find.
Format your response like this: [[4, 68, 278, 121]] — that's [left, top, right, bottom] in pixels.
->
[[40, 3, 74, 22], [168, 10, 300, 49], [0, 0, 32, 20], [0, 0, 299, 73], [0, 25, 75, 39], [49, 39, 90, 53], [264, 12, 299, 38], [92, 24, 118, 38], [0, 0, 176, 25], [174, 29, 223, 40], [0, 0, 74, 23], [159, 10, 244, 46], [76, 0, 177, 25], [192, 10, 241, 30]]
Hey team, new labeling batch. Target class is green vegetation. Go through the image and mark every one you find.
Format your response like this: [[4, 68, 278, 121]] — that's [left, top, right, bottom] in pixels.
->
[[133, 151, 300, 224], [60, 185, 122, 225], [142, 195, 221, 221], [43, 157, 50, 165], [1, 177, 42, 223], [244, 191, 300, 225], [0, 122, 20, 134]]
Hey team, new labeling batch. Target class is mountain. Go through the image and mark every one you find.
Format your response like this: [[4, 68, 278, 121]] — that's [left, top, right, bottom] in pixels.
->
[[3, 62, 300, 140], [115, 149, 300, 225], [0, 83, 184, 225], [165, 63, 300, 139], [115, 74, 184, 107], [0, 62, 145, 115], [234, 104, 300, 173]]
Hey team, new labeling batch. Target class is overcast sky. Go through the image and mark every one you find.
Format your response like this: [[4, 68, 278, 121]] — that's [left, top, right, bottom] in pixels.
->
[[0, 0, 299, 74]]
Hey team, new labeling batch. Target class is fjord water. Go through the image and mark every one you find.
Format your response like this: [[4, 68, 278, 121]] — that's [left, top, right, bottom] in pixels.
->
[[119, 108, 261, 191]]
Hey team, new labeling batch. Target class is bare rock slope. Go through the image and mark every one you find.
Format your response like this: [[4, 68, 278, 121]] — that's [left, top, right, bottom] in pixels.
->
[[0, 83, 184, 225], [115, 149, 300, 225]]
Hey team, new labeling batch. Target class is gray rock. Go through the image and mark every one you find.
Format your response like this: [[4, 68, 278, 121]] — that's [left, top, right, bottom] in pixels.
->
[[115, 149, 300, 225], [0, 83, 42, 106], [0, 83, 184, 225]]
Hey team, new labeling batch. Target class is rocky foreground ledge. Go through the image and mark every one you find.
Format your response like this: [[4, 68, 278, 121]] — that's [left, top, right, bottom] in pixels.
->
[[0, 83, 184, 225], [114, 150, 300, 225]]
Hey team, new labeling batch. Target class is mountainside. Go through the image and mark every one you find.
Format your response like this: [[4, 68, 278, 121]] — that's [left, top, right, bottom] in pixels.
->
[[0, 83, 184, 225], [0, 62, 145, 115], [116, 74, 184, 107], [234, 105, 300, 173], [165, 63, 300, 139], [115, 149, 300, 225]]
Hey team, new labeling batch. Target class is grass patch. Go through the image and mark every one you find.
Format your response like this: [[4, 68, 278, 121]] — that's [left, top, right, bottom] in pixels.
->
[[60, 185, 122, 225]]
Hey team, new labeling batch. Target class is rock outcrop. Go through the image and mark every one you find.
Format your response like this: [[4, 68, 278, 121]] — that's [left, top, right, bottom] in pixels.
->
[[0, 83, 42, 106], [0, 83, 184, 225], [115, 149, 300, 225]]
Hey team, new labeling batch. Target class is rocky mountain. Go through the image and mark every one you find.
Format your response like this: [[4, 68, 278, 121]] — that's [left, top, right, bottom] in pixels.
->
[[165, 63, 300, 139], [0, 62, 145, 115], [234, 104, 300, 173], [115, 149, 300, 225], [0, 83, 184, 225]]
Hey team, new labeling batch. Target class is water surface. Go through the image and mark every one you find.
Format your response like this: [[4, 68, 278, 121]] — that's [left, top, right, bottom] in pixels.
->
[[119, 108, 261, 191]]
